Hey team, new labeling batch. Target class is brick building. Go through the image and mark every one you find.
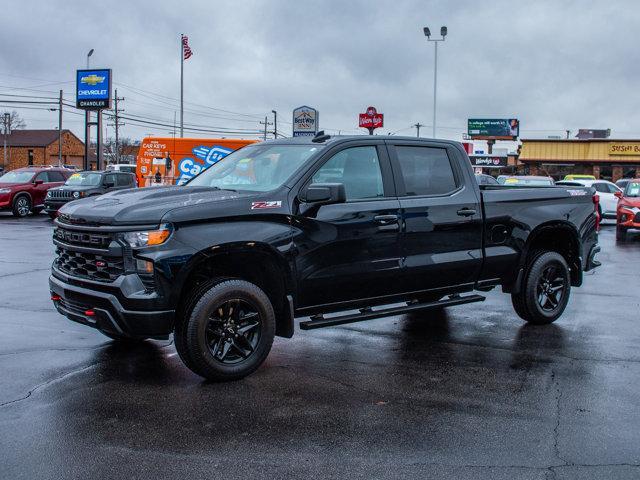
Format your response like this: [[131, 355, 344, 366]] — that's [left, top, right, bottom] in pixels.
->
[[0, 129, 85, 171]]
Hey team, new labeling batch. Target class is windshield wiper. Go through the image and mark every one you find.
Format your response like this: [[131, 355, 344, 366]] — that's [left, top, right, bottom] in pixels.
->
[[211, 186, 238, 193]]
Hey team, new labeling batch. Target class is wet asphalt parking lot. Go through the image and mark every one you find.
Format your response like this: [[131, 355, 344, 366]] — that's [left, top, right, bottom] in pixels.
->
[[0, 213, 639, 480]]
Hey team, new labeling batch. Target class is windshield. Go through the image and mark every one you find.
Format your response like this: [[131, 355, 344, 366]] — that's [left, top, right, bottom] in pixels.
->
[[64, 172, 102, 186], [504, 177, 554, 186], [187, 144, 322, 191], [624, 182, 640, 197], [0, 171, 35, 183]]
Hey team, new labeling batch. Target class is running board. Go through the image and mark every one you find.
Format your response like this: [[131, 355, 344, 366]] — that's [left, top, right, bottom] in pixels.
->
[[298, 294, 486, 330]]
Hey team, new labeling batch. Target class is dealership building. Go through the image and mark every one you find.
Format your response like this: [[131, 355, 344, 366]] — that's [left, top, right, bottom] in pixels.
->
[[518, 138, 640, 181]]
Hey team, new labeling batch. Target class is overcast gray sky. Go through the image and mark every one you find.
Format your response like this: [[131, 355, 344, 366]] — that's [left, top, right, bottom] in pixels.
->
[[1, 0, 638, 145]]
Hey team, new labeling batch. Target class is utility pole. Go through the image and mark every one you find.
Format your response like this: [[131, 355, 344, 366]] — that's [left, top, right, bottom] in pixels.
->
[[113, 89, 125, 163], [58, 90, 63, 166], [272, 110, 278, 139], [260, 116, 272, 141], [414, 123, 424, 137], [3, 112, 9, 170]]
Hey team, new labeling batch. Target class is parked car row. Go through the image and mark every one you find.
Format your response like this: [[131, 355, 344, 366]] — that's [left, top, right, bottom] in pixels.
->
[[475, 173, 640, 240], [0, 166, 137, 218]]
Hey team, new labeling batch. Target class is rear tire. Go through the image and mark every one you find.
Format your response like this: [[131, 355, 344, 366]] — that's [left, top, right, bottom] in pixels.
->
[[12, 195, 31, 217], [511, 251, 571, 325], [176, 279, 275, 381], [616, 225, 627, 241]]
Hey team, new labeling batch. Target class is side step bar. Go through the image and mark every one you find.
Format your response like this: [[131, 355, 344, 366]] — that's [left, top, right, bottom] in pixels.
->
[[299, 294, 486, 330]]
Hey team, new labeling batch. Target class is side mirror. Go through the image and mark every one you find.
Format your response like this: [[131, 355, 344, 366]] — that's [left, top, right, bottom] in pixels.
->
[[33, 179, 44, 185], [104, 181, 115, 188], [615, 190, 623, 198], [299, 183, 346, 205]]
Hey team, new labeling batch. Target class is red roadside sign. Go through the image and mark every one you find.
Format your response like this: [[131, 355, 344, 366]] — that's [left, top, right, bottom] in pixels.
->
[[359, 106, 384, 134]]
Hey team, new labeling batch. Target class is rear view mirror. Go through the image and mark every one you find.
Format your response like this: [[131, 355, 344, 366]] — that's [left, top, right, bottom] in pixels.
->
[[33, 179, 43, 185], [104, 181, 115, 188], [299, 183, 346, 205], [615, 191, 623, 198]]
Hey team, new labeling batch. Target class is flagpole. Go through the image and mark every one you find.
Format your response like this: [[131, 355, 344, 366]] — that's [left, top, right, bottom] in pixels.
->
[[180, 34, 184, 138]]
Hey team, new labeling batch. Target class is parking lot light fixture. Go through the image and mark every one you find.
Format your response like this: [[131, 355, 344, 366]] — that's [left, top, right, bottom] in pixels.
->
[[423, 26, 447, 138]]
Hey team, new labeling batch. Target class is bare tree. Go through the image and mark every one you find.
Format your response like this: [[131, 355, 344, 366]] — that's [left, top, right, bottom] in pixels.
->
[[1, 111, 27, 131], [103, 137, 136, 164]]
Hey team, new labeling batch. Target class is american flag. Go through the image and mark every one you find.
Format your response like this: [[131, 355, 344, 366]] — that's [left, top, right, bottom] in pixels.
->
[[182, 35, 193, 60]]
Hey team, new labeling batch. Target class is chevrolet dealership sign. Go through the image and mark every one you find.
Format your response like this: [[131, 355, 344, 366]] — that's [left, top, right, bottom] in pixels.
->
[[76, 69, 112, 109]]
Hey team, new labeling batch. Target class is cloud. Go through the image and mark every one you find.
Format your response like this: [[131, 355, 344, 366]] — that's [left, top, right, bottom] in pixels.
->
[[0, 0, 638, 142]]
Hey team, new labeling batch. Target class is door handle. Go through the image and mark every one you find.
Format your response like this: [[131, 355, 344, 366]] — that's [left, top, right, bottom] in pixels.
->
[[373, 214, 399, 225], [456, 208, 477, 217]]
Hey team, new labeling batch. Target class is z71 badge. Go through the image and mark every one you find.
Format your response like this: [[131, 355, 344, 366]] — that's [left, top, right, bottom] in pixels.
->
[[251, 201, 282, 210]]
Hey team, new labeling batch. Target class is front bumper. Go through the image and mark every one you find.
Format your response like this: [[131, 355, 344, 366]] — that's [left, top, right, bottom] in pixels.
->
[[44, 200, 69, 213], [49, 270, 174, 339]]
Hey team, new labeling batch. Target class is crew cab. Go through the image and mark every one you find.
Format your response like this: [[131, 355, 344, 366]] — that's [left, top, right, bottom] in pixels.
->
[[0, 166, 71, 217], [44, 170, 137, 219], [49, 135, 600, 381]]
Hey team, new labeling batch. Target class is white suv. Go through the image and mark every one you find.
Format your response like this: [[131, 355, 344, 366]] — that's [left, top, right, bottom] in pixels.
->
[[556, 179, 622, 218]]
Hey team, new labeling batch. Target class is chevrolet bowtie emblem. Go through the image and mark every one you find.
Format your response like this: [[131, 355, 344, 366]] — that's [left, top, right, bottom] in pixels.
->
[[80, 74, 105, 86]]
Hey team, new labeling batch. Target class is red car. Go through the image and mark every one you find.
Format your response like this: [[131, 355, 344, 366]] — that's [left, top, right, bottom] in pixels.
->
[[616, 180, 640, 240], [0, 166, 71, 217]]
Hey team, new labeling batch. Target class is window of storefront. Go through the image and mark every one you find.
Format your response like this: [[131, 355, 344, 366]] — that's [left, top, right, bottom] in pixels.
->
[[621, 165, 639, 178], [599, 165, 613, 181]]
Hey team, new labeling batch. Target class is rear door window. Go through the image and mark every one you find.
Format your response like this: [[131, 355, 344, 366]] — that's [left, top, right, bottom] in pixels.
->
[[394, 146, 458, 196], [104, 174, 116, 187], [48, 171, 65, 182], [35, 172, 50, 183], [116, 174, 132, 187]]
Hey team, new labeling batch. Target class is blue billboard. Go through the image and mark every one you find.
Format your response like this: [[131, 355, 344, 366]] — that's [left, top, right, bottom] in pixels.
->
[[76, 69, 111, 109]]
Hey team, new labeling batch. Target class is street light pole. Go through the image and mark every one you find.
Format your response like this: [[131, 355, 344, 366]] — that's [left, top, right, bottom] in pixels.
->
[[86, 48, 94, 69], [423, 26, 447, 138], [272, 110, 277, 139]]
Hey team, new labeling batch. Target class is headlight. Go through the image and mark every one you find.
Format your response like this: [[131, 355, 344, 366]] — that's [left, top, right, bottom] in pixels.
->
[[0, 188, 11, 194], [46, 191, 52, 198], [121, 224, 173, 248], [72, 191, 80, 198]]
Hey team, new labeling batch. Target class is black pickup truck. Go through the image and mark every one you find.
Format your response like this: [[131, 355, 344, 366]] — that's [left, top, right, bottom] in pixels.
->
[[49, 135, 600, 381]]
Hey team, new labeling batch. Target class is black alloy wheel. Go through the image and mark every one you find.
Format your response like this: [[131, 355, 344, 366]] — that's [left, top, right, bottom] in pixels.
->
[[536, 264, 566, 312], [205, 299, 262, 364], [511, 250, 571, 325], [175, 278, 275, 381]]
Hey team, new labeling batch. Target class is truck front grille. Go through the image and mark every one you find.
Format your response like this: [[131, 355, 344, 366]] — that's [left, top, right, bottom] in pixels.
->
[[48, 190, 74, 199], [53, 227, 113, 249], [55, 246, 124, 282]]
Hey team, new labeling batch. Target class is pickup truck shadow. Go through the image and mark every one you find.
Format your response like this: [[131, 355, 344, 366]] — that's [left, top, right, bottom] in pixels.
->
[[89, 340, 180, 385]]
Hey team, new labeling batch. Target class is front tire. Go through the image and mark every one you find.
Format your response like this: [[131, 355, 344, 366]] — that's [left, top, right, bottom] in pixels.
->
[[176, 279, 275, 381], [12, 195, 31, 217], [511, 251, 571, 325]]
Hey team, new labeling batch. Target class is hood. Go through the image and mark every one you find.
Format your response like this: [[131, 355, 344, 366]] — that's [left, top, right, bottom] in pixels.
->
[[58, 185, 257, 226], [620, 196, 640, 207], [51, 185, 99, 192]]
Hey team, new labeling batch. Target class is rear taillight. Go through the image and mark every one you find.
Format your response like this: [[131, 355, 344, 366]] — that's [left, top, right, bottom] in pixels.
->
[[593, 193, 600, 231]]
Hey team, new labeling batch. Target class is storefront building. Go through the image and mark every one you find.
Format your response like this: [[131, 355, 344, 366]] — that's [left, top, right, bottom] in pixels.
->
[[518, 139, 640, 181]]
